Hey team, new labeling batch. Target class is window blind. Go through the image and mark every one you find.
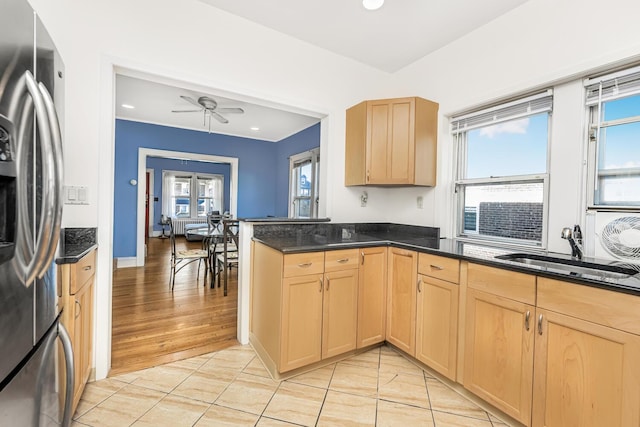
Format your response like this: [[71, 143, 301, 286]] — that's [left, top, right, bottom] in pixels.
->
[[451, 91, 553, 134], [585, 64, 640, 106]]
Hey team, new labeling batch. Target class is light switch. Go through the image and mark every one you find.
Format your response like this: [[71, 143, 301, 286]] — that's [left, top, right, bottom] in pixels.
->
[[64, 186, 90, 205]]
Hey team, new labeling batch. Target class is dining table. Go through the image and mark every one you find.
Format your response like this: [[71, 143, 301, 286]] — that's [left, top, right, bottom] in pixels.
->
[[185, 226, 226, 289]]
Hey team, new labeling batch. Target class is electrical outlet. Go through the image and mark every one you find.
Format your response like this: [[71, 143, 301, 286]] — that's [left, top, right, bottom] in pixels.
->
[[360, 191, 368, 207], [417, 196, 423, 209]]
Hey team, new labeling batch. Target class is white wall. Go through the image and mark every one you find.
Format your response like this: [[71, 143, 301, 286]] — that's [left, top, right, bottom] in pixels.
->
[[389, 0, 640, 249], [28, 0, 640, 379], [28, 0, 396, 380]]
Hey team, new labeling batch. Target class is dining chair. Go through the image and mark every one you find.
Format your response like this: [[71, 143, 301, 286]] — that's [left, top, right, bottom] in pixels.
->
[[168, 218, 209, 290], [216, 219, 240, 296]]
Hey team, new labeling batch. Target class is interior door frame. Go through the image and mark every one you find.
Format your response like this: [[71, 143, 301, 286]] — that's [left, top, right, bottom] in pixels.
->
[[146, 168, 154, 238], [136, 148, 238, 267]]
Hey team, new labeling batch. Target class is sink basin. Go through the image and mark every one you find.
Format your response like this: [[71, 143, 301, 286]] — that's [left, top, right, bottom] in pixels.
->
[[494, 253, 639, 279]]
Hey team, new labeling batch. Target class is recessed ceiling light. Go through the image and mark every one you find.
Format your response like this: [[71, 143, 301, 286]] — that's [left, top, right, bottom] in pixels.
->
[[250, 126, 260, 131], [362, 0, 384, 11], [121, 104, 135, 109]]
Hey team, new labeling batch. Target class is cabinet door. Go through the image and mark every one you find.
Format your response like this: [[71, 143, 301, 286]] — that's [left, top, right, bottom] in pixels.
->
[[463, 288, 534, 424], [72, 279, 93, 407], [532, 308, 640, 427], [366, 101, 390, 184], [416, 275, 458, 380], [280, 274, 323, 372], [322, 269, 358, 359], [387, 98, 414, 184], [386, 248, 417, 355], [357, 247, 387, 348]]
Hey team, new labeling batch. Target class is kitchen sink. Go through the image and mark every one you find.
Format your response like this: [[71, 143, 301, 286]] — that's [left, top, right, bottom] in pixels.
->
[[494, 253, 639, 279]]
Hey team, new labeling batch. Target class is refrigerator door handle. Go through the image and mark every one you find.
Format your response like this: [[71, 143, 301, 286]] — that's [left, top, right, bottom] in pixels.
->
[[37, 81, 64, 275], [58, 322, 74, 427], [12, 70, 56, 285]]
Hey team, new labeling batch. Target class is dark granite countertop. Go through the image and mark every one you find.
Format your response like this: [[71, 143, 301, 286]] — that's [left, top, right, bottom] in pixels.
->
[[252, 223, 640, 297], [56, 227, 98, 264], [240, 217, 332, 223]]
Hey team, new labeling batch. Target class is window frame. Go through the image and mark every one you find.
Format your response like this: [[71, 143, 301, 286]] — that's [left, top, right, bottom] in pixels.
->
[[452, 93, 552, 248], [288, 148, 320, 219], [162, 170, 224, 219], [585, 68, 640, 209]]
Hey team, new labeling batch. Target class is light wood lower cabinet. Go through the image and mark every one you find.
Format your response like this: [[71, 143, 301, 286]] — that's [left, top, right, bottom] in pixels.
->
[[280, 274, 324, 371], [416, 275, 459, 380], [463, 264, 536, 425], [532, 278, 640, 427], [322, 268, 359, 359], [60, 248, 96, 413], [464, 287, 535, 424], [251, 243, 359, 375], [386, 248, 417, 356], [357, 247, 387, 348]]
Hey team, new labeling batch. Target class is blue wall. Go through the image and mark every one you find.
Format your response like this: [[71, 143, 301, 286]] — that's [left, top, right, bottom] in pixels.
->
[[274, 123, 321, 217], [146, 157, 231, 233], [113, 119, 319, 258]]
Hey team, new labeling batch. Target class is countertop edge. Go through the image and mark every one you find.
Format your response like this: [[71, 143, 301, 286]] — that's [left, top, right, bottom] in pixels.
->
[[251, 237, 640, 297], [55, 244, 98, 264]]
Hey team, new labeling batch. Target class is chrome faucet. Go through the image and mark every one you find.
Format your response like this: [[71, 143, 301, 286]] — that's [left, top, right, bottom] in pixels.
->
[[561, 225, 583, 260]]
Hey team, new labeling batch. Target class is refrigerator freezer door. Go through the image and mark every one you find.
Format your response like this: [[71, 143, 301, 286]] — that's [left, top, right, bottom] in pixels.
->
[[0, 320, 71, 426]]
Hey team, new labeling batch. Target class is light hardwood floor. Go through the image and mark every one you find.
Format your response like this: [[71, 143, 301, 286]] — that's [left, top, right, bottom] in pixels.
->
[[110, 236, 239, 376]]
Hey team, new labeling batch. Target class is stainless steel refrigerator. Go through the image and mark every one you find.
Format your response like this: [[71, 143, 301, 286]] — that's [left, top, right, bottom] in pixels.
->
[[0, 0, 73, 425]]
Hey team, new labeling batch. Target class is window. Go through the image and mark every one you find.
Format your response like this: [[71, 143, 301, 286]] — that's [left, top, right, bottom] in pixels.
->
[[289, 148, 319, 218], [162, 171, 224, 218], [585, 66, 640, 207], [452, 92, 552, 246]]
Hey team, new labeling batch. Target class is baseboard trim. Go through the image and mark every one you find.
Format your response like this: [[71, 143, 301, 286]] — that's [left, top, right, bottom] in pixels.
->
[[116, 257, 138, 269]]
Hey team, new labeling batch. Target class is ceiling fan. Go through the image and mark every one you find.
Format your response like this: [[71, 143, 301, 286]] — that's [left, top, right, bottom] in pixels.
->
[[172, 95, 244, 131]]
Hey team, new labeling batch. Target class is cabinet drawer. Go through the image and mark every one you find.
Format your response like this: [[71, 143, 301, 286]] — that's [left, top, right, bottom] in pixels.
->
[[325, 249, 359, 272], [538, 277, 640, 335], [70, 249, 96, 295], [283, 252, 324, 277], [467, 263, 535, 305], [418, 253, 460, 283]]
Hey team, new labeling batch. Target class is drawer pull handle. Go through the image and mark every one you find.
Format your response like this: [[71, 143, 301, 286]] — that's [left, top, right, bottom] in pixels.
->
[[538, 314, 544, 335], [525, 311, 530, 331], [298, 262, 312, 268], [75, 300, 82, 318], [83, 266, 92, 271], [336, 258, 349, 263], [417, 278, 422, 293], [430, 264, 444, 271]]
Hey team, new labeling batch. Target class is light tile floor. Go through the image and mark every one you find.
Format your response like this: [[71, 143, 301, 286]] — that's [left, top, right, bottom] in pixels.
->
[[72, 345, 512, 427]]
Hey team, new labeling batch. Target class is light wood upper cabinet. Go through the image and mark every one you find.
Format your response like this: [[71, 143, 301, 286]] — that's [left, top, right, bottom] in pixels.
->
[[386, 248, 418, 355], [59, 248, 96, 414], [357, 247, 388, 348], [416, 253, 460, 380], [345, 97, 439, 186], [532, 278, 640, 427], [463, 264, 536, 425]]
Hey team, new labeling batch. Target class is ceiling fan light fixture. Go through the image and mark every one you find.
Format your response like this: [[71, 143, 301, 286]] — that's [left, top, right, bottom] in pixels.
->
[[362, 0, 384, 11]]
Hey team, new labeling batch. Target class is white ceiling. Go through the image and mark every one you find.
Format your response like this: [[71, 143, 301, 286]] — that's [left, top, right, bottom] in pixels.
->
[[115, 74, 322, 142], [198, 0, 529, 73], [116, 0, 529, 139]]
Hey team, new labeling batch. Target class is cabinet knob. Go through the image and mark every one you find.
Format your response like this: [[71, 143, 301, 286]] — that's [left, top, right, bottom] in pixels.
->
[[83, 265, 92, 271]]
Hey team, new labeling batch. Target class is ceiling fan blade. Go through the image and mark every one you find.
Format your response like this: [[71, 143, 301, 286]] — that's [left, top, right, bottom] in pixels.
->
[[217, 107, 244, 114], [211, 112, 229, 124], [171, 109, 202, 113], [179, 95, 203, 109]]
